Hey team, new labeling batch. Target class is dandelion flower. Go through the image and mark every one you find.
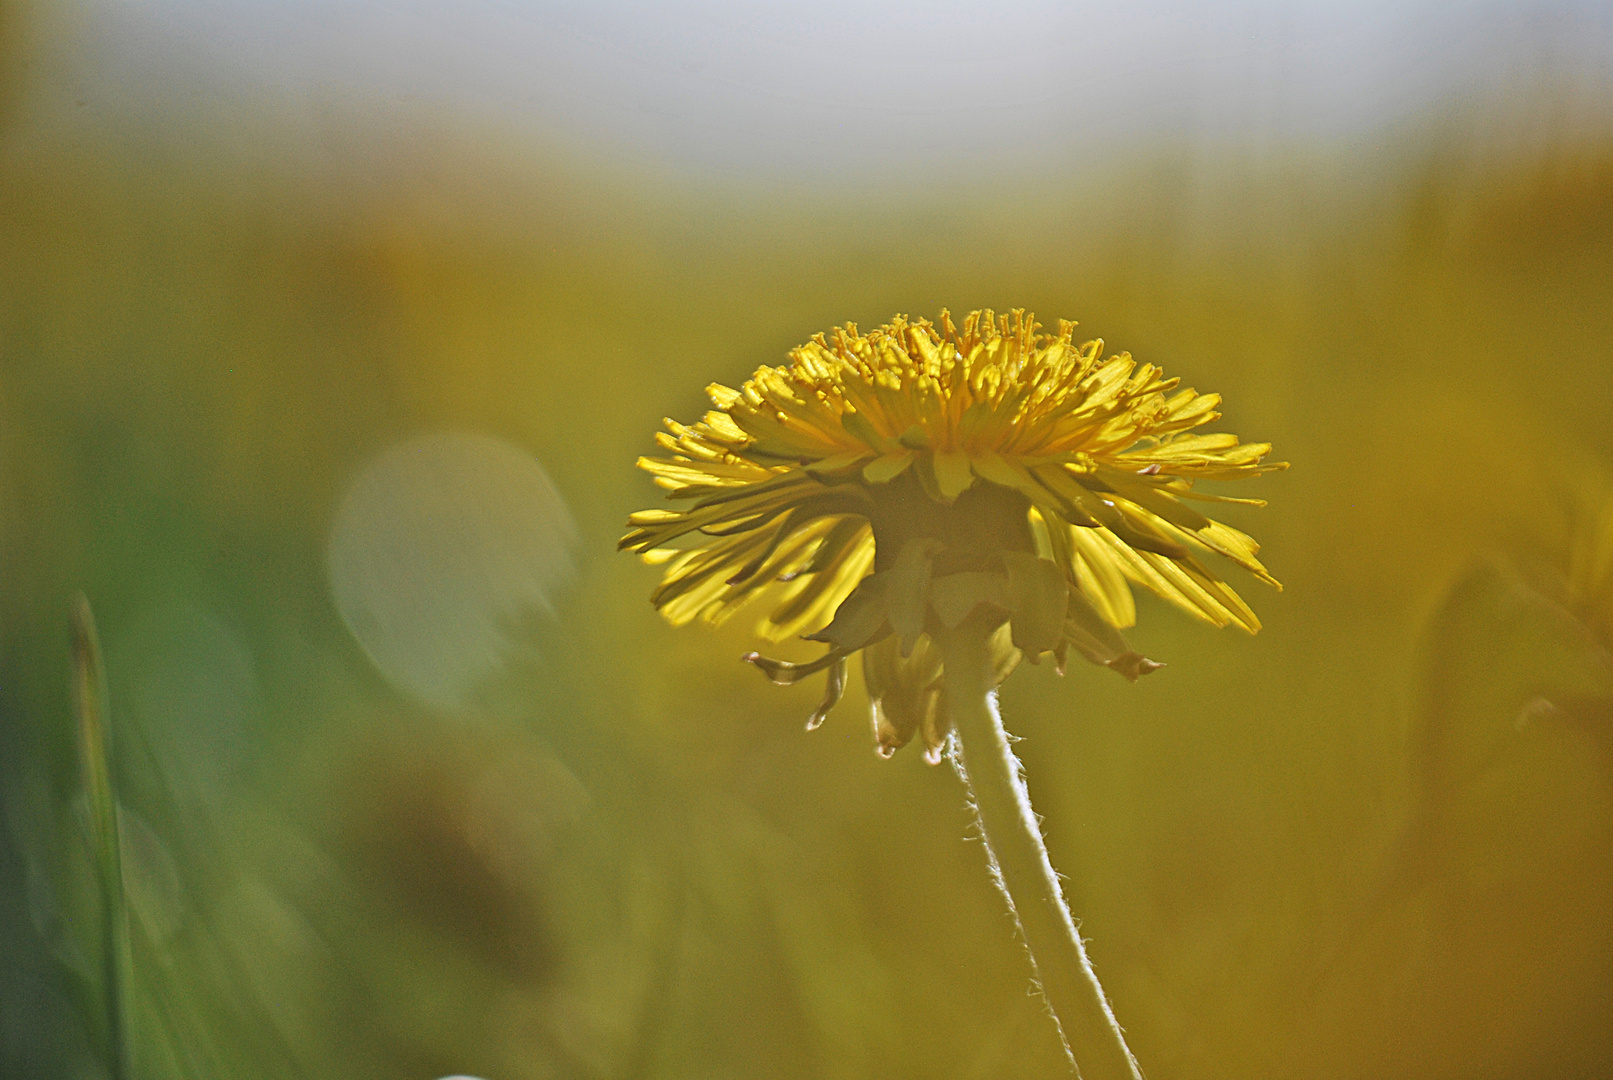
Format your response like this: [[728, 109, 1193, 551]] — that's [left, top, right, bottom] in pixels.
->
[[621, 309, 1284, 759], [621, 308, 1285, 1079]]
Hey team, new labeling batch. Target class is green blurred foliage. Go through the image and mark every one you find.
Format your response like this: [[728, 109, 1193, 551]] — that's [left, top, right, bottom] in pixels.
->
[[2, 13, 1613, 1080]]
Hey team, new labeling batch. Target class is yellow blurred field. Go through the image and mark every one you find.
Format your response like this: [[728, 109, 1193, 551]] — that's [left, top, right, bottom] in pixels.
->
[[2, 4, 1612, 1077]]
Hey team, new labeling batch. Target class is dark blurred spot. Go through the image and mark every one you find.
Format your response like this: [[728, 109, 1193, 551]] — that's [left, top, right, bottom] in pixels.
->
[[343, 747, 560, 983], [1473, 146, 1613, 253]]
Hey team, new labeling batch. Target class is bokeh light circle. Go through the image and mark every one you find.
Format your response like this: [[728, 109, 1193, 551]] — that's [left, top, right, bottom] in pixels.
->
[[327, 431, 578, 710]]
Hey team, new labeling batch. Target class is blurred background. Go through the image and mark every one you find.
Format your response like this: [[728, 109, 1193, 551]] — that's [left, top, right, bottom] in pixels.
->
[[2, 1, 1612, 1077]]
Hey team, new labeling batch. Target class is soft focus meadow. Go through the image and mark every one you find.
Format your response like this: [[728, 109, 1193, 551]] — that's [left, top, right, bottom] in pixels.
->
[[3, 2, 1613, 1078]]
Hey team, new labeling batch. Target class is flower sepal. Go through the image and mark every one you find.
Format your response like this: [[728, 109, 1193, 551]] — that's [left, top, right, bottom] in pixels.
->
[[750, 545, 1160, 754]]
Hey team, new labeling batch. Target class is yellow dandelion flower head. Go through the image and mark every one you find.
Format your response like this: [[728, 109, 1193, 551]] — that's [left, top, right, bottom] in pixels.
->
[[621, 309, 1285, 760]]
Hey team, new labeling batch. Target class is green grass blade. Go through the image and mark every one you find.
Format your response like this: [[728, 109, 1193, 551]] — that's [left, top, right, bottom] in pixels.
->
[[71, 593, 134, 1080]]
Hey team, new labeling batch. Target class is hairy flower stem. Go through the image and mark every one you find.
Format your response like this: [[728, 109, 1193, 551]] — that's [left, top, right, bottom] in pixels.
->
[[941, 615, 1142, 1080]]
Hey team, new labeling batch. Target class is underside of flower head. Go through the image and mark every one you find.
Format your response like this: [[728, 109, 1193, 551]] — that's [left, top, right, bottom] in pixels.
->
[[621, 309, 1286, 759]]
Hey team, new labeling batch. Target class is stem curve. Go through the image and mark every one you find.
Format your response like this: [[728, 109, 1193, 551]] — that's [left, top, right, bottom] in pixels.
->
[[940, 615, 1142, 1080]]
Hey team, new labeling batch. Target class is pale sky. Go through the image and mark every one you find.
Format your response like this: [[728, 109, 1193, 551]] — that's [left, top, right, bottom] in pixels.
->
[[57, 0, 1613, 179]]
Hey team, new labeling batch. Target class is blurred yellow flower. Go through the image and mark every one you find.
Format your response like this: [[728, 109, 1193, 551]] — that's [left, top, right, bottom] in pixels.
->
[[621, 309, 1284, 758]]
